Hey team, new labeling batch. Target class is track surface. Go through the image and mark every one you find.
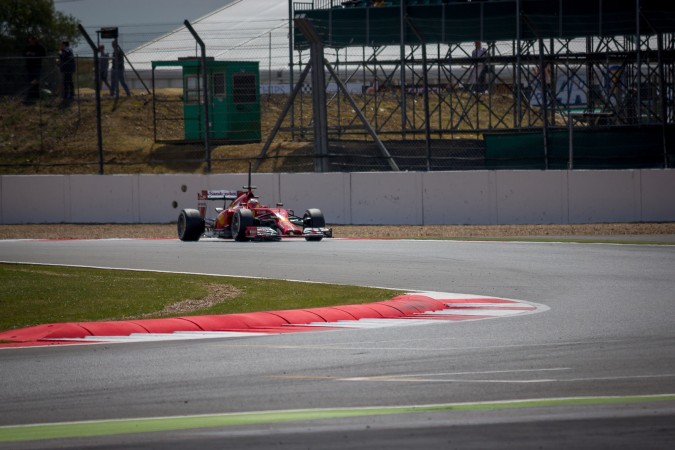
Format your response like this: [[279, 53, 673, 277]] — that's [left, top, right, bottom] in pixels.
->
[[1, 238, 675, 449]]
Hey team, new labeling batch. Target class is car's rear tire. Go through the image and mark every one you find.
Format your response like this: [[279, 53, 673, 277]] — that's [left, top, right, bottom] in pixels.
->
[[303, 209, 325, 241], [177, 209, 204, 241], [231, 208, 254, 241]]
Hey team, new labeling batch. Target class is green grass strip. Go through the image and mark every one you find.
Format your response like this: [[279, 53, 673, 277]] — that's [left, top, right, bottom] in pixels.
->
[[0, 263, 399, 332], [1, 394, 674, 443]]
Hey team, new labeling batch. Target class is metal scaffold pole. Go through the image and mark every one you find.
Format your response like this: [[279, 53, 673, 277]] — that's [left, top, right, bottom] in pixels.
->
[[184, 20, 211, 173]]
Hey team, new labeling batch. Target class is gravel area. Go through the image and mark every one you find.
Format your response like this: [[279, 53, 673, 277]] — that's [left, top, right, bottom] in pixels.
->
[[1, 223, 675, 241]]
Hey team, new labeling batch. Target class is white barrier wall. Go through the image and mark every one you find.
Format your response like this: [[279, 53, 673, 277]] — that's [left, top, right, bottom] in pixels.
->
[[1, 170, 674, 225]]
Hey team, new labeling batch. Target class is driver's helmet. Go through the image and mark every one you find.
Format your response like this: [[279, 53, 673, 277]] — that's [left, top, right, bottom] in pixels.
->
[[247, 198, 259, 208]]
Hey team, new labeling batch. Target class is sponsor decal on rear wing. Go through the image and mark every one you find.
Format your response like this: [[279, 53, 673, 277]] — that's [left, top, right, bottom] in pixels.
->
[[198, 190, 238, 201], [197, 190, 239, 219]]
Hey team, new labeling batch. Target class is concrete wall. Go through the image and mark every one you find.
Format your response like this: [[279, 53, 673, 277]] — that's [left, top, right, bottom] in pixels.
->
[[1, 170, 674, 225]]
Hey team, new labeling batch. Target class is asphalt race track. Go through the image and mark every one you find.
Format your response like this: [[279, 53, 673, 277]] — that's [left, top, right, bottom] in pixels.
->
[[1, 237, 675, 449]]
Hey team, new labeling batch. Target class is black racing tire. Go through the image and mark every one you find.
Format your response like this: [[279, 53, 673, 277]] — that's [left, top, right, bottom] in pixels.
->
[[303, 208, 325, 241], [231, 208, 254, 241], [177, 209, 204, 242], [303, 208, 325, 228]]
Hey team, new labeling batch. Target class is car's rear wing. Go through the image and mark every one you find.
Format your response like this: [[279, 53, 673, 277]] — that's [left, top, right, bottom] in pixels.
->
[[197, 190, 238, 218], [199, 190, 238, 201]]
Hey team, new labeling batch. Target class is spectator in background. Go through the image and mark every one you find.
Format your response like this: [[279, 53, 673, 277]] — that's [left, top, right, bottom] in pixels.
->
[[97, 44, 110, 91], [58, 40, 76, 101], [24, 35, 46, 103], [110, 39, 131, 97], [470, 40, 488, 93]]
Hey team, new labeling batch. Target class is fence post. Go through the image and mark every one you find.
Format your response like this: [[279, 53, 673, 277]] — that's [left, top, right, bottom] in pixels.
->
[[568, 114, 575, 170], [399, 0, 407, 137], [406, 16, 432, 171], [294, 16, 329, 172], [184, 20, 211, 173], [657, 32, 669, 168], [78, 24, 104, 175], [538, 39, 549, 170]]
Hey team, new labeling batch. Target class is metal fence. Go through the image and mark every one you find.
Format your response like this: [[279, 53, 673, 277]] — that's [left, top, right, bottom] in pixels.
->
[[1, 1, 674, 174], [281, 35, 675, 171]]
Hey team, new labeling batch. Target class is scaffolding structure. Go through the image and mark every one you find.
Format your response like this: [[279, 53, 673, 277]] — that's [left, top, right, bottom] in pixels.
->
[[268, 0, 675, 171]]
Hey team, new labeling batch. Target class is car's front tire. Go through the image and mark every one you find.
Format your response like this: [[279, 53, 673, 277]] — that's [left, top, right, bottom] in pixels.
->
[[303, 208, 325, 241], [231, 208, 254, 241], [177, 209, 205, 241]]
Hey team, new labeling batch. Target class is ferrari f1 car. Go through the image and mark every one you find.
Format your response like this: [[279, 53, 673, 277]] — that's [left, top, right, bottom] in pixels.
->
[[177, 182, 332, 242]]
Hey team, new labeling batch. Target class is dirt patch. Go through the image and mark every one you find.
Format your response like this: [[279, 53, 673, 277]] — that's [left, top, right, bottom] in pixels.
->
[[1, 222, 674, 240], [133, 283, 244, 318]]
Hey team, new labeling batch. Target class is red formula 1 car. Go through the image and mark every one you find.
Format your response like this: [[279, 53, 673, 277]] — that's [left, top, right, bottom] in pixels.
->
[[177, 183, 332, 242]]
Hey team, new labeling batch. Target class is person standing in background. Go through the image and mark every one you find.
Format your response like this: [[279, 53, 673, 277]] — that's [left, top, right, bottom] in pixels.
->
[[58, 40, 76, 101], [110, 39, 131, 97], [24, 35, 46, 103], [97, 44, 110, 91], [470, 40, 488, 93]]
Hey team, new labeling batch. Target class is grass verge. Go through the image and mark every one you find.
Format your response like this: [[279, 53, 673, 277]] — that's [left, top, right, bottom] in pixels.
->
[[0, 263, 399, 333]]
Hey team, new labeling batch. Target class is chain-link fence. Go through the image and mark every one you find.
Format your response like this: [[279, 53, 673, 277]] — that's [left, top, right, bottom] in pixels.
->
[[2, 0, 674, 174], [0, 54, 96, 101], [0, 54, 110, 174]]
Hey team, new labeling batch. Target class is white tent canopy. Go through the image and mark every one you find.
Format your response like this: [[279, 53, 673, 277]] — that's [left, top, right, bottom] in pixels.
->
[[123, 1, 490, 92], [126, 0, 293, 88]]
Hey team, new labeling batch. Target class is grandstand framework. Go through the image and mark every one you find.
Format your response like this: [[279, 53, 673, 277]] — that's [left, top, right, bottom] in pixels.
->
[[268, 0, 675, 171]]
